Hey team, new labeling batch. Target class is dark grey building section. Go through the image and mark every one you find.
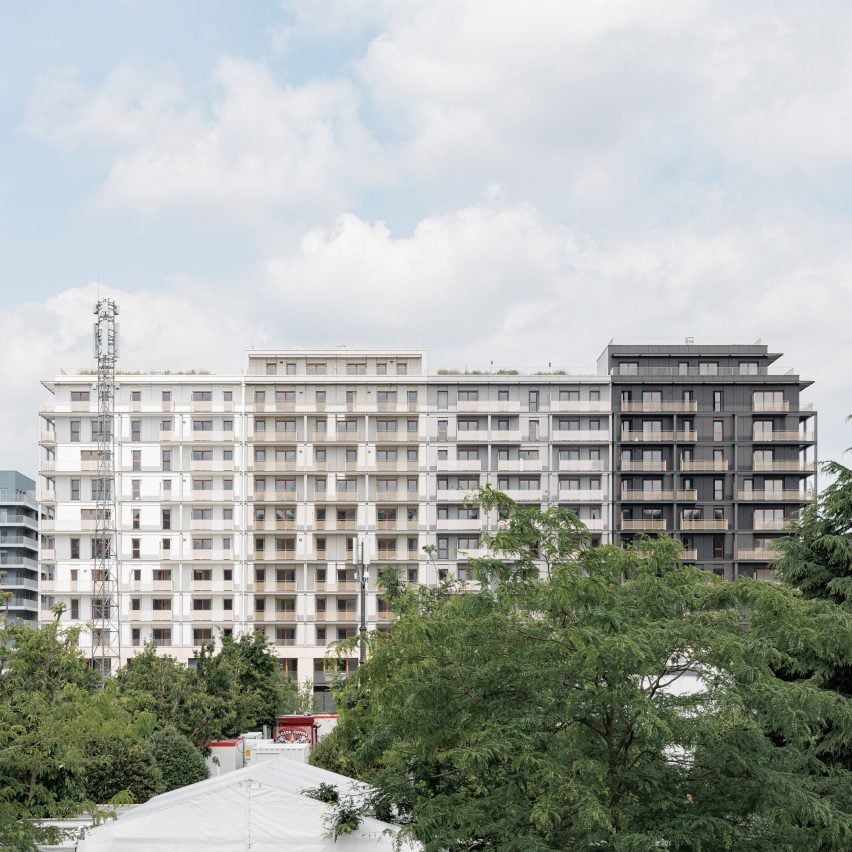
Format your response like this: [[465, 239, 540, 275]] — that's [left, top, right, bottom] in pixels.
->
[[0, 471, 39, 621], [601, 343, 816, 579]]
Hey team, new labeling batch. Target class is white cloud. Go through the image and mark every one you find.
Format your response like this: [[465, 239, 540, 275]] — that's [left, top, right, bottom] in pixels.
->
[[25, 57, 383, 223]]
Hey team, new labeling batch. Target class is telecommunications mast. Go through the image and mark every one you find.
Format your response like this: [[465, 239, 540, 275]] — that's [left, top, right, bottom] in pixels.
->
[[92, 299, 121, 675]]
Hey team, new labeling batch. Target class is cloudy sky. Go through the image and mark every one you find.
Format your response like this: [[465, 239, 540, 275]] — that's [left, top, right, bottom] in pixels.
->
[[1, 1, 850, 476]]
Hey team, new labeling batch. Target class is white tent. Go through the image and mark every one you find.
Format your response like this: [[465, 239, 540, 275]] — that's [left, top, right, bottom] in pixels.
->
[[76, 758, 418, 851]]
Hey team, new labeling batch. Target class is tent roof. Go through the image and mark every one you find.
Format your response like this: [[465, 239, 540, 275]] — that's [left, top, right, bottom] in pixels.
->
[[77, 758, 417, 851]]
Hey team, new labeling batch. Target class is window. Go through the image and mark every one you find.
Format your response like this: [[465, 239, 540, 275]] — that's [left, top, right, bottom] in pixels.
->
[[714, 479, 724, 500], [528, 390, 539, 411], [699, 362, 718, 376], [162, 449, 171, 471], [223, 419, 233, 432], [152, 598, 171, 611], [162, 509, 171, 530], [131, 597, 140, 611], [161, 418, 172, 432], [286, 362, 296, 375], [407, 419, 417, 433], [713, 420, 723, 441], [739, 361, 758, 375], [162, 390, 172, 403], [437, 419, 448, 440], [131, 479, 141, 500], [713, 391, 723, 412], [193, 599, 212, 611], [347, 362, 366, 375], [70, 420, 80, 442], [70, 598, 79, 619], [306, 362, 327, 375], [619, 362, 638, 375], [377, 390, 397, 403], [437, 536, 449, 560], [193, 419, 213, 432], [458, 389, 478, 401], [316, 390, 326, 403], [376, 362, 387, 375], [254, 390, 266, 403], [162, 538, 171, 554], [397, 361, 407, 375], [753, 390, 785, 411], [132, 509, 140, 530], [70, 538, 80, 559], [71, 390, 90, 402], [152, 628, 171, 647], [407, 390, 417, 404], [678, 362, 688, 375], [223, 598, 233, 610], [70, 479, 80, 501], [223, 390, 233, 402], [437, 390, 448, 409], [713, 537, 725, 560], [192, 391, 212, 402], [132, 449, 141, 471], [131, 420, 141, 442], [194, 628, 213, 645], [589, 389, 600, 401], [498, 388, 509, 402], [193, 538, 213, 551]]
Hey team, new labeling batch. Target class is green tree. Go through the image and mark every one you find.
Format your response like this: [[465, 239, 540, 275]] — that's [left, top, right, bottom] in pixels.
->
[[316, 489, 852, 850], [114, 643, 221, 746], [195, 632, 298, 737], [0, 609, 98, 849], [145, 727, 208, 792], [773, 441, 852, 773], [82, 736, 162, 804]]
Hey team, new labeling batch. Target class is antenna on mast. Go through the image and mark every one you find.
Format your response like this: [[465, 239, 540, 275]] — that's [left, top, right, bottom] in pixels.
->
[[92, 299, 121, 676]]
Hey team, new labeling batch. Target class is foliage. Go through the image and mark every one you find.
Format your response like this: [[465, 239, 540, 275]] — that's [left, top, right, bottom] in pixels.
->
[[774, 444, 852, 774], [82, 736, 162, 804], [303, 782, 340, 804], [195, 631, 299, 738], [114, 644, 220, 747], [316, 491, 852, 851], [145, 727, 208, 792]]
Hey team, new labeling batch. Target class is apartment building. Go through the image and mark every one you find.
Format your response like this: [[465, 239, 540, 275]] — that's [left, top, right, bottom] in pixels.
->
[[37, 342, 814, 698], [1, 471, 39, 623], [603, 343, 816, 580]]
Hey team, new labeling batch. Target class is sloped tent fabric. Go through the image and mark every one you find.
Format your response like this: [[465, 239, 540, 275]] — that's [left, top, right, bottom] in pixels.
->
[[76, 757, 419, 851]]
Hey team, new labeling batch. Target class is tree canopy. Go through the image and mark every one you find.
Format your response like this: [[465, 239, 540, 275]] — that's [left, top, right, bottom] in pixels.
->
[[315, 487, 852, 850]]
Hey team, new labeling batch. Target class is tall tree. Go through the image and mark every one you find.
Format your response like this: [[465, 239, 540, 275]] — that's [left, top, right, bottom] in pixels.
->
[[315, 489, 852, 851]]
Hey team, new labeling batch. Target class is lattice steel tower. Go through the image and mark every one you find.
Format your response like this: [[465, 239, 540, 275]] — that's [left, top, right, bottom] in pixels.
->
[[92, 299, 121, 675]]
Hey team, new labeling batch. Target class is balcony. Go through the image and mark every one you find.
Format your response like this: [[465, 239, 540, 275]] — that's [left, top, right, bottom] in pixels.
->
[[436, 488, 476, 502], [681, 549, 698, 561], [376, 519, 421, 531], [621, 519, 667, 531], [40, 548, 56, 561], [676, 431, 698, 442], [558, 489, 605, 502], [487, 430, 521, 443], [551, 399, 609, 413], [675, 489, 699, 501], [437, 517, 483, 530], [680, 519, 729, 531], [496, 459, 544, 472], [39, 431, 56, 445], [751, 431, 815, 443], [251, 430, 299, 444], [621, 490, 674, 501], [622, 461, 666, 472], [582, 518, 605, 532], [552, 429, 609, 443], [558, 459, 605, 472], [752, 518, 794, 531], [752, 401, 790, 412], [622, 401, 697, 413], [254, 490, 299, 503], [503, 489, 543, 502], [681, 460, 728, 472], [186, 430, 234, 443], [737, 549, 779, 561], [436, 459, 483, 472], [316, 611, 358, 623], [37, 489, 56, 503], [737, 490, 809, 502], [372, 432, 418, 443], [620, 431, 675, 442], [752, 461, 815, 473]]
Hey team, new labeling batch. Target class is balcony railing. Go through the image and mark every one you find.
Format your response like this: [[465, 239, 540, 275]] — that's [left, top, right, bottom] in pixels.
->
[[680, 519, 728, 530], [622, 461, 666, 472], [737, 490, 809, 502], [752, 401, 790, 412], [620, 431, 675, 442], [621, 519, 667, 531], [751, 431, 815, 443], [752, 519, 794, 531], [558, 459, 605, 472], [676, 431, 698, 442], [681, 549, 698, 561], [622, 401, 697, 413], [737, 549, 779, 561], [752, 461, 815, 473], [675, 489, 698, 500], [621, 490, 674, 501]]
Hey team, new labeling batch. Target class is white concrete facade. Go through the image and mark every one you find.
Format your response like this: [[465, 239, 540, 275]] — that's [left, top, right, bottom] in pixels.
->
[[38, 349, 612, 692]]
